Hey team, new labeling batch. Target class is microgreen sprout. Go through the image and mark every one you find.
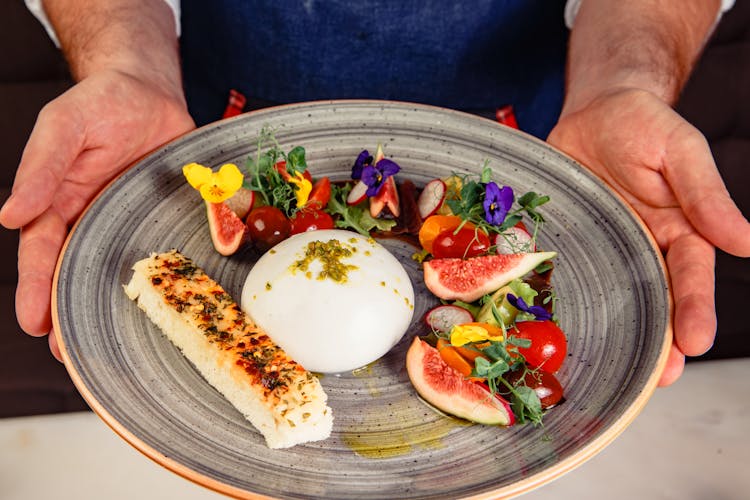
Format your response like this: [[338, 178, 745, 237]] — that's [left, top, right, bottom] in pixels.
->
[[444, 163, 550, 246], [466, 335, 544, 426], [244, 126, 309, 216]]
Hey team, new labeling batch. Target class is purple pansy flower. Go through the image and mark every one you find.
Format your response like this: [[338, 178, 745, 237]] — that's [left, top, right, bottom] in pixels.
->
[[483, 182, 514, 226], [506, 293, 552, 321], [361, 159, 401, 196], [351, 150, 373, 180]]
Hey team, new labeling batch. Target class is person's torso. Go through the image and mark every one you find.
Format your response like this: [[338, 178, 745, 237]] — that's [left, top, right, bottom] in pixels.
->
[[180, 0, 568, 138]]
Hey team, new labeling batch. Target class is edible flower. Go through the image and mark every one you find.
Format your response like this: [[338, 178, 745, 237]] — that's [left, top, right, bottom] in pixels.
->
[[450, 323, 504, 347], [351, 150, 373, 180], [183, 162, 243, 203], [506, 293, 552, 321], [288, 171, 312, 207], [362, 159, 401, 197], [483, 182, 513, 226]]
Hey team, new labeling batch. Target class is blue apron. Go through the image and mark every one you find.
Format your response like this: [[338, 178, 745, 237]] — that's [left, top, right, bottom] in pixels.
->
[[180, 1, 568, 139]]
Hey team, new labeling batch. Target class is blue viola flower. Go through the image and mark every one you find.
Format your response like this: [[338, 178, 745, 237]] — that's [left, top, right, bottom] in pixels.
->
[[506, 293, 552, 321], [361, 159, 401, 196], [351, 150, 373, 180], [483, 182, 514, 226]]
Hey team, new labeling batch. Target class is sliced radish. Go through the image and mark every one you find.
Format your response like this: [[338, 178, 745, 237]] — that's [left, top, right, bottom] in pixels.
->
[[347, 180, 369, 205], [417, 179, 447, 219], [224, 188, 256, 220], [424, 304, 474, 333], [494, 226, 535, 254]]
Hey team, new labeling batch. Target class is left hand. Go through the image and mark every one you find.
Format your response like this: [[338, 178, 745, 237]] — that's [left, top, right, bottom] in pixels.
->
[[547, 87, 750, 386]]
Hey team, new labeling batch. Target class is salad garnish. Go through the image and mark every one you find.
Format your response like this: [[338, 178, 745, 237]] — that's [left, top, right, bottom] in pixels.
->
[[179, 127, 567, 429]]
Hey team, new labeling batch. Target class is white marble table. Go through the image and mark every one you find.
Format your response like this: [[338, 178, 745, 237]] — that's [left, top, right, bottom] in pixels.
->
[[1, 358, 748, 500]]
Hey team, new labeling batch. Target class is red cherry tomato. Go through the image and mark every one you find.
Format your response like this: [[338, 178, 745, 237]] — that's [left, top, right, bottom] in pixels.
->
[[246, 206, 291, 250], [290, 209, 335, 234], [418, 215, 463, 254], [306, 177, 331, 210], [510, 320, 567, 373], [431, 226, 490, 259], [504, 368, 564, 409]]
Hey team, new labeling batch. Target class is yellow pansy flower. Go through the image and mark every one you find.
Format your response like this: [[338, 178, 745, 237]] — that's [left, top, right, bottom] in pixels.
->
[[288, 171, 312, 207], [450, 323, 504, 347], [183, 162, 244, 203]]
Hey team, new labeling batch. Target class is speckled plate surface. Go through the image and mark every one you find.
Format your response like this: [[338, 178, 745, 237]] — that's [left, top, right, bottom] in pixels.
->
[[53, 101, 671, 499]]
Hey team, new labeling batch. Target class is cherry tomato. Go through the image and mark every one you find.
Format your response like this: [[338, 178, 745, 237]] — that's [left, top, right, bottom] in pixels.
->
[[306, 177, 331, 210], [504, 368, 564, 409], [432, 226, 490, 259], [509, 320, 567, 373], [418, 215, 463, 254], [290, 209, 335, 234], [246, 206, 291, 250]]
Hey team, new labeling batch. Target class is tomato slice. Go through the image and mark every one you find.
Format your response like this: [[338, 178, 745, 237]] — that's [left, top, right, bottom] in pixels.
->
[[432, 226, 490, 259], [289, 209, 335, 234], [306, 177, 331, 210], [509, 320, 567, 373], [246, 206, 291, 250], [418, 215, 463, 254]]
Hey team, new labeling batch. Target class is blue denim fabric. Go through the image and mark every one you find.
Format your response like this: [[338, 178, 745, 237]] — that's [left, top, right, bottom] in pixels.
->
[[180, 0, 568, 139]]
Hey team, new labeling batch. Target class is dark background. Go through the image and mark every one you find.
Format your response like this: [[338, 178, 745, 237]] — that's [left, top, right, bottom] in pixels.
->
[[1, 1, 748, 417]]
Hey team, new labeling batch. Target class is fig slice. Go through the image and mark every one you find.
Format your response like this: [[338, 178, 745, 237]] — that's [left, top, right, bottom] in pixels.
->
[[206, 200, 247, 256], [368, 144, 401, 218], [369, 175, 400, 218], [406, 337, 514, 426], [423, 252, 557, 303]]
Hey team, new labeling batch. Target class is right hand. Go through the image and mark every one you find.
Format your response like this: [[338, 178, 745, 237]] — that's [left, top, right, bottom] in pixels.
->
[[0, 69, 195, 359]]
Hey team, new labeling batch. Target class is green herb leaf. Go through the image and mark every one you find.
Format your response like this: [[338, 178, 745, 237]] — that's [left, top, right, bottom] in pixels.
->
[[506, 335, 531, 349], [511, 385, 543, 425], [498, 214, 523, 231], [534, 261, 554, 274], [480, 164, 493, 184], [481, 341, 512, 363], [486, 359, 510, 379], [471, 356, 491, 379], [286, 146, 307, 173]]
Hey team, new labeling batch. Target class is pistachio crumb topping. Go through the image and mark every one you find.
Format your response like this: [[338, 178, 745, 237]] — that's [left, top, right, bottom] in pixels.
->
[[290, 239, 359, 283]]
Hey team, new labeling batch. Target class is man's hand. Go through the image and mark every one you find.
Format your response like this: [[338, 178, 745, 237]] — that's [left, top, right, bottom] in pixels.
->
[[0, 69, 194, 359], [548, 88, 750, 386]]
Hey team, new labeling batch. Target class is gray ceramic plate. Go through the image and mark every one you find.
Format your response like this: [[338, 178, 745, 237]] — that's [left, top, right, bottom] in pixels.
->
[[53, 101, 671, 499]]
